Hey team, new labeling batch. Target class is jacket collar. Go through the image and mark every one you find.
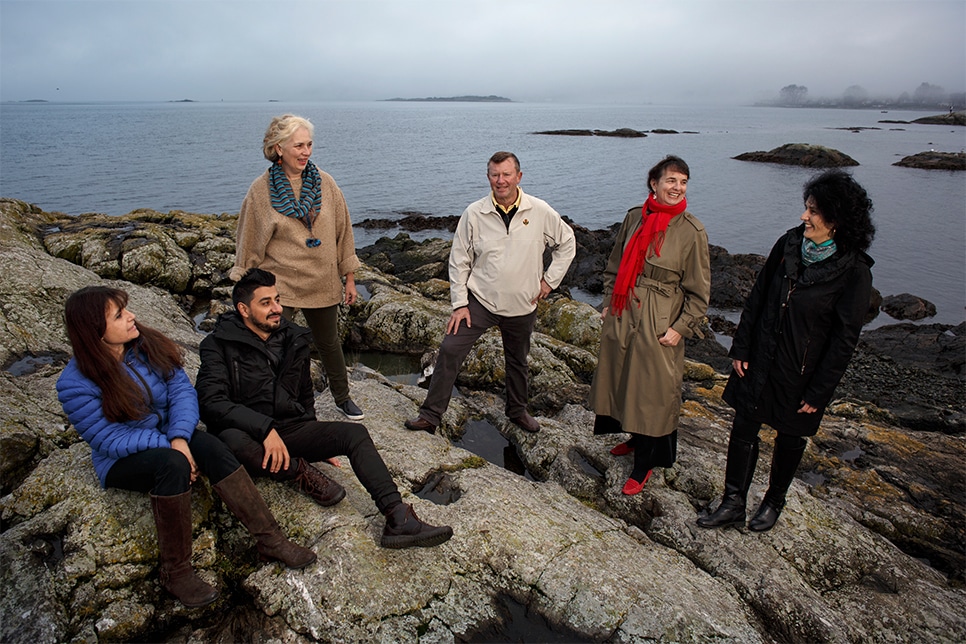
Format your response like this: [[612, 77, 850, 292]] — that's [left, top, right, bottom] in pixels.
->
[[483, 188, 532, 216], [783, 224, 872, 286], [211, 310, 311, 346]]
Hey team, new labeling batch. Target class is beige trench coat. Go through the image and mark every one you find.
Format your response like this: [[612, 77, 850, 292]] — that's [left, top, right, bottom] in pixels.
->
[[589, 207, 711, 437]]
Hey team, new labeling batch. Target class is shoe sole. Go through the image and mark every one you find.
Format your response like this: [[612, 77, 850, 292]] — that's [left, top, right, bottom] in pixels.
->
[[338, 409, 365, 420], [380, 527, 453, 549], [696, 513, 746, 529]]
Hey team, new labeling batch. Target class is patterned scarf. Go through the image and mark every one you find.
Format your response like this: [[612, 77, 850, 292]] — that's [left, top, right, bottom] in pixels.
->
[[269, 160, 322, 247], [609, 193, 688, 316], [801, 237, 837, 266]]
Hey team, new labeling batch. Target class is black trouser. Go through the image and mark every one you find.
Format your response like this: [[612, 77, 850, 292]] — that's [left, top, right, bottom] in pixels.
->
[[731, 414, 808, 453], [105, 431, 239, 496], [218, 420, 402, 513]]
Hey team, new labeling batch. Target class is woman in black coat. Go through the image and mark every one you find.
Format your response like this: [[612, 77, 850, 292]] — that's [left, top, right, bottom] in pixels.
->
[[698, 169, 875, 532]]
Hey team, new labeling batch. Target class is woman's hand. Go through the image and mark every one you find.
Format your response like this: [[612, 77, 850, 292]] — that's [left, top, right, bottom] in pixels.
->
[[732, 359, 749, 378], [658, 327, 682, 347], [326, 457, 342, 468], [798, 400, 818, 414], [170, 438, 199, 483], [344, 273, 358, 306]]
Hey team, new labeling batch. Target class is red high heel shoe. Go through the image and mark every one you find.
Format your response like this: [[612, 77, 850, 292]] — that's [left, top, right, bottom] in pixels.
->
[[621, 470, 652, 496], [609, 441, 635, 456]]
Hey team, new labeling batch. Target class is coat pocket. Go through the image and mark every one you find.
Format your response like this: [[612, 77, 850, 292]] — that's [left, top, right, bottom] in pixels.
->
[[636, 276, 680, 337]]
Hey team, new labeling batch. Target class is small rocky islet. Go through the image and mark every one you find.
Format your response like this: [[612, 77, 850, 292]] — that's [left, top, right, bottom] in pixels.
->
[[1, 197, 963, 643]]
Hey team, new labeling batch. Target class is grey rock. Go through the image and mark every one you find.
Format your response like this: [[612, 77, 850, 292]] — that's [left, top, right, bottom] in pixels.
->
[[881, 292, 938, 321], [733, 143, 860, 167], [911, 111, 966, 126], [893, 151, 966, 170], [2, 199, 964, 643]]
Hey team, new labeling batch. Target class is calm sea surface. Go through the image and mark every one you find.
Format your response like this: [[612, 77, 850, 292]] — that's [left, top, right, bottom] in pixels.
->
[[1, 100, 963, 324]]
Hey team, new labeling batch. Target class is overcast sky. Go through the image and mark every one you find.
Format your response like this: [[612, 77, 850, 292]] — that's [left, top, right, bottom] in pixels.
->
[[1, 0, 963, 104]]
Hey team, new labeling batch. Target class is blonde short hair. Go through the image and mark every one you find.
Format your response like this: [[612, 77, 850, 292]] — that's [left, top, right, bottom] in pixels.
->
[[262, 114, 314, 163]]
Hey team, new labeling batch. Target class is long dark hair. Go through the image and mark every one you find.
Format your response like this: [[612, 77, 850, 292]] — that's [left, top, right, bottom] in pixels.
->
[[64, 286, 183, 422]]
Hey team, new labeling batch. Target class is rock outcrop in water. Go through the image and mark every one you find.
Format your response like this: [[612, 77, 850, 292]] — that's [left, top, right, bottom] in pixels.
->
[[912, 111, 966, 126], [734, 143, 860, 167], [533, 128, 649, 137], [893, 151, 966, 170], [2, 198, 964, 643]]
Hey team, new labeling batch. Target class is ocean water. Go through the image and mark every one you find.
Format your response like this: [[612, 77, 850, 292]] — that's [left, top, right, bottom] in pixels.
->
[[1, 100, 963, 324]]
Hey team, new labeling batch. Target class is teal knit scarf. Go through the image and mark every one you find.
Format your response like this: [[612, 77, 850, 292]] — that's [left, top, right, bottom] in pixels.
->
[[801, 237, 837, 266], [269, 160, 322, 247]]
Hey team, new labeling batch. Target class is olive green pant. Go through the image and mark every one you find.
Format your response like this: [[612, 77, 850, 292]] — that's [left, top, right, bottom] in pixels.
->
[[282, 305, 350, 404]]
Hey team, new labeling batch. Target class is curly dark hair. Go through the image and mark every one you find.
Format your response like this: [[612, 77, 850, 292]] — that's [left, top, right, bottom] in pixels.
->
[[803, 169, 875, 253]]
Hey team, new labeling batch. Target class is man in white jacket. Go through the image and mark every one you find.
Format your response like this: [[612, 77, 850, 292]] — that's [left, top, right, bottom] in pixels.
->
[[405, 151, 576, 434]]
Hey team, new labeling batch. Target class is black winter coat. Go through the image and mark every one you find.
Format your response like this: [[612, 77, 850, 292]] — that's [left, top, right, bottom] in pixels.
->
[[196, 312, 316, 440], [722, 224, 873, 436]]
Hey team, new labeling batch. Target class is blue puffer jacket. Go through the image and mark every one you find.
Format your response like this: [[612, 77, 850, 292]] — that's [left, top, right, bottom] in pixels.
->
[[56, 351, 199, 487]]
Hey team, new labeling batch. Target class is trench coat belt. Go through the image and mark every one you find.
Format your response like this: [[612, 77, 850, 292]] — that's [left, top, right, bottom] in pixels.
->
[[634, 274, 677, 297]]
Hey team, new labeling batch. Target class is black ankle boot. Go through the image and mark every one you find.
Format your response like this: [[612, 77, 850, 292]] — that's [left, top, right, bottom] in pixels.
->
[[697, 434, 759, 529], [748, 499, 784, 532], [748, 437, 806, 532], [381, 503, 453, 549]]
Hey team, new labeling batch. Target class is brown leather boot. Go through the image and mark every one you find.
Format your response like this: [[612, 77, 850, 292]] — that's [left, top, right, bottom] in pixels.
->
[[213, 467, 317, 569], [381, 503, 453, 549], [291, 458, 346, 506], [150, 492, 219, 607]]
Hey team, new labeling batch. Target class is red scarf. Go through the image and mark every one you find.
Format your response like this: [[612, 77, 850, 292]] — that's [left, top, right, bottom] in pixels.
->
[[609, 193, 688, 316]]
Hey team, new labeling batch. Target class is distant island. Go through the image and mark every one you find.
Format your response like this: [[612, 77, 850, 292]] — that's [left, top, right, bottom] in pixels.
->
[[758, 82, 964, 111], [384, 95, 512, 103]]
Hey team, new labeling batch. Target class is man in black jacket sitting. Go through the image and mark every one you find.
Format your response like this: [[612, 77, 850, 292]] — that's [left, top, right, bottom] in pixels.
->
[[196, 268, 452, 549]]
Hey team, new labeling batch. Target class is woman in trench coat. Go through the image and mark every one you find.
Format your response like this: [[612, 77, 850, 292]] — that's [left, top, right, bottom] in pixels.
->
[[589, 155, 711, 495], [697, 169, 874, 532]]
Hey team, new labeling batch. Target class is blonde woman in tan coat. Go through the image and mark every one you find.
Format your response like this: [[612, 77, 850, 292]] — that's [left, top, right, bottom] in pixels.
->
[[589, 156, 711, 495], [231, 114, 364, 420]]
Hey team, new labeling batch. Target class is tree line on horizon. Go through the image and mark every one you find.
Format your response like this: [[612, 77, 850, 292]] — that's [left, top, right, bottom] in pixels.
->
[[762, 82, 964, 110]]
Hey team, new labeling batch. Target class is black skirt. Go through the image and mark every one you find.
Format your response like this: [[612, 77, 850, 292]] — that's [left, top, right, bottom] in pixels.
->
[[593, 414, 677, 468]]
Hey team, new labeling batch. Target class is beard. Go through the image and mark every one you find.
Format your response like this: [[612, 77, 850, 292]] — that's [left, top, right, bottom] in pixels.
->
[[252, 315, 281, 335]]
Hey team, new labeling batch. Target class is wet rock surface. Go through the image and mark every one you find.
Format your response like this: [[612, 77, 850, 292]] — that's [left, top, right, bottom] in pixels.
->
[[2, 198, 964, 643]]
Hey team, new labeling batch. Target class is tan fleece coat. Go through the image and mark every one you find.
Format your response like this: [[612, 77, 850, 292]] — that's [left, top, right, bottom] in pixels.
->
[[230, 169, 361, 309]]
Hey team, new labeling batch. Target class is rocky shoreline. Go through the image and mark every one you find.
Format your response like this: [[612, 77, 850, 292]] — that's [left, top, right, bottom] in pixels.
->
[[1, 198, 963, 643]]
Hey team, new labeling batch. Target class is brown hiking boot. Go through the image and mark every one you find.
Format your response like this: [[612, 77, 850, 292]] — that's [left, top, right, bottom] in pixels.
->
[[292, 458, 346, 507]]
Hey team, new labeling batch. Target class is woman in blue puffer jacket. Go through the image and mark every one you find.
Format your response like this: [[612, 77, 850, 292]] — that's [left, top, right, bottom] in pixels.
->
[[57, 286, 316, 607]]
